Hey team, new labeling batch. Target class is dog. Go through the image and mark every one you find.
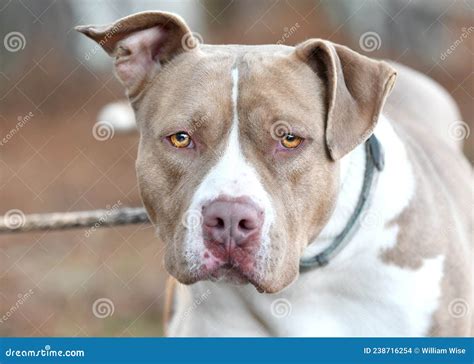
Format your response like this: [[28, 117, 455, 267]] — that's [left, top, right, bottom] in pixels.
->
[[76, 11, 472, 336]]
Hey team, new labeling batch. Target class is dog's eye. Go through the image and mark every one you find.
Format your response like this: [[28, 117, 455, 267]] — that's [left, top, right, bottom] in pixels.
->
[[169, 132, 192, 148], [281, 134, 303, 149]]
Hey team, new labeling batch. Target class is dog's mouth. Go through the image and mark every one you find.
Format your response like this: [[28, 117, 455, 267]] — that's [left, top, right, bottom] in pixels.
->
[[209, 263, 249, 284], [196, 261, 266, 293]]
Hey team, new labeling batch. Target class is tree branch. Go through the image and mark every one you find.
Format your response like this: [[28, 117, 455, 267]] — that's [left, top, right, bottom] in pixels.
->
[[0, 207, 151, 234]]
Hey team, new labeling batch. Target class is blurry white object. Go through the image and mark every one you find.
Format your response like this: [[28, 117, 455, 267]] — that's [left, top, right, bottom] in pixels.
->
[[97, 101, 136, 133]]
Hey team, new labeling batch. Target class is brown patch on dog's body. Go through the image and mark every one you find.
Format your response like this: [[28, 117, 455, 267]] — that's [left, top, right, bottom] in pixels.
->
[[381, 65, 472, 335]]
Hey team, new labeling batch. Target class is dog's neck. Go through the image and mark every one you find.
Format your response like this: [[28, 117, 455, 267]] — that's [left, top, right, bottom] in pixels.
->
[[170, 115, 448, 337], [301, 131, 367, 261], [170, 114, 434, 336], [302, 114, 414, 266]]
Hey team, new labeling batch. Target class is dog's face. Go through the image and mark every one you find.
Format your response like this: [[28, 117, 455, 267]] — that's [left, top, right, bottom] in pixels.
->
[[136, 48, 339, 293], [77, 11, 395, 293]]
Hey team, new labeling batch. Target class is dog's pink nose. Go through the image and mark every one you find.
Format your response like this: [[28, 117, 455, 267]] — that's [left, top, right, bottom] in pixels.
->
[[202, 197, 264, 248]]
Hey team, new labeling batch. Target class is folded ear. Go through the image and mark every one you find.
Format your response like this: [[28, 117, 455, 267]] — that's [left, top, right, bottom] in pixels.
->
[[76, 11, 194, 97], [295, 39, 396, 160]]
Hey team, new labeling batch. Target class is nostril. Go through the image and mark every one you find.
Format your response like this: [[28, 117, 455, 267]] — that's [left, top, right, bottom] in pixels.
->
[[238, 219, 255, 231], [216, 217, 225, 229], [205, 216, 226, 229]]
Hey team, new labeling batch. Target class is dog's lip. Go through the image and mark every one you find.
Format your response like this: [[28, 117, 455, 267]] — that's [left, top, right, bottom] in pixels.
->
[[210, 265, 248, 284], [207, 262, 245, 280], [180, 263, 267, 293], [194, 262, 267, 292]]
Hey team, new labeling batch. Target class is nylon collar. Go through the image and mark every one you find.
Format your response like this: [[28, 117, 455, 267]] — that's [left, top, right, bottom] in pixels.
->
[[299, 135, 384, 272]]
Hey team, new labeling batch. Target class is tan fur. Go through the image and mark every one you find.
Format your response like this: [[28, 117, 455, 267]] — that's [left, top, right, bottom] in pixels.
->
[[384, 62, 463, 151], [296, 40, 396, 159], [76, 11, 193, 97], [77, 11, 472, 336]]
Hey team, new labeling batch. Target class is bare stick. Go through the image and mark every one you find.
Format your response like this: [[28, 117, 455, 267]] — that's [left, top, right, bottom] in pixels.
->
[[0, 207, 151, 234]]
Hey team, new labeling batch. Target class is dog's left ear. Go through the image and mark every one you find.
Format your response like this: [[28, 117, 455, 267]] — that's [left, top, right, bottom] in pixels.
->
[[295, 39, 397, 160]]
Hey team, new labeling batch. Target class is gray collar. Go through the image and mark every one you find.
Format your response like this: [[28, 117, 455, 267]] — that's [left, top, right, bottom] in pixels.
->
[[299, 135, 384, 272]]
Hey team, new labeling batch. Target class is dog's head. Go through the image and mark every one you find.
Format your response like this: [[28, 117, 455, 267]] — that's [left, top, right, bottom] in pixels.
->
[[77, 11, 395, 293]]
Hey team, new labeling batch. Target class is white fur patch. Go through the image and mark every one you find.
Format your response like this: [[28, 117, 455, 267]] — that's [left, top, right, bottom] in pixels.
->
[[302, 115, 416, 259], [170, 115, 445, 337], [182, 67, 276, 273]]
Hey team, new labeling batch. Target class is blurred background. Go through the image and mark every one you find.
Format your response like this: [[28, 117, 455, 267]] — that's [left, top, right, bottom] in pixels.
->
[[0, 0, 472, 336]]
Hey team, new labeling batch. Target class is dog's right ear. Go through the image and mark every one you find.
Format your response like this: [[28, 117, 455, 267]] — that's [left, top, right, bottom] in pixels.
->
[[76, 11, 194, 97]]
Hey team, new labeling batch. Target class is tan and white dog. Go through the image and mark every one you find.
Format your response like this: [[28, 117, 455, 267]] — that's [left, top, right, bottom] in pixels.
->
[[77, 11, 472, 337]]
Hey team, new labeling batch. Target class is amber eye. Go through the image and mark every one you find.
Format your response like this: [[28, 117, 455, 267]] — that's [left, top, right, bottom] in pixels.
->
[[281, 134, 303, 149], [169, 132, 192, 148]]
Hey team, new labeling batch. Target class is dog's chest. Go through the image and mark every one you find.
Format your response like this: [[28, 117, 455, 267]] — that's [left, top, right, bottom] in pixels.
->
[[169, 230, 444, 337], [261, 247, 444, 337], [168, 117, 445, 337]]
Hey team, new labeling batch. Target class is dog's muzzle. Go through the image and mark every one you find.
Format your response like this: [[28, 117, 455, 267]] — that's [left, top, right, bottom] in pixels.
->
[[201, 196, 264, 280]]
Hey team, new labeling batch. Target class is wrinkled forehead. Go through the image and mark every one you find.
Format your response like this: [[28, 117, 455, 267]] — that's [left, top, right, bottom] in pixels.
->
[[140, 44, 325, 133]]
